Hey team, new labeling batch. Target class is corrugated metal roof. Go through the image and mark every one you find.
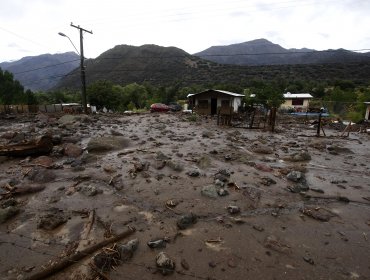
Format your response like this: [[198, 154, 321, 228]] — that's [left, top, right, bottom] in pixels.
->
[[187, 89, 245, 98], [283, 92, 313, 99]]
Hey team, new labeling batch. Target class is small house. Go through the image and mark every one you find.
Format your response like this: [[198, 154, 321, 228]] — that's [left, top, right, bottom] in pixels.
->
[[365, 102, 370, 120], [187, 89, 245, 115], [281, 92, 313, 112]]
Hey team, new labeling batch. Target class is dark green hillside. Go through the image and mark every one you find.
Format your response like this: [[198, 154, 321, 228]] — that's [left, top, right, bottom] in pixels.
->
[[55, 44, 370, 90]]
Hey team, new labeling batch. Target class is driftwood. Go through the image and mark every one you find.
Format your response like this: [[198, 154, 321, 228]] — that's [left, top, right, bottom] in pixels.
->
[[0, 135, 53, 157], [0, 185, 45, 200], [25, 226, 136, 280]]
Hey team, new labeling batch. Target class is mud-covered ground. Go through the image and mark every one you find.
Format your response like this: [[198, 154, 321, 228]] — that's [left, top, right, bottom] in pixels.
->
[[0, 112, 369, 280]]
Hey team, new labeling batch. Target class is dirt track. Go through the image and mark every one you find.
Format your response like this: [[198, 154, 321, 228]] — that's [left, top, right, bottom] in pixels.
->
[[0, 112, 369, 280]]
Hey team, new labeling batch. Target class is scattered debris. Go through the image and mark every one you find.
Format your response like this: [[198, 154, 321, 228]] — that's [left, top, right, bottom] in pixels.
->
[[0, 135, 53, 157]]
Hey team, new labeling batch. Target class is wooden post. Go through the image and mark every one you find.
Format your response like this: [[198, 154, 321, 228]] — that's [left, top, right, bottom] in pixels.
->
[[316, 113, 322, 137], [271, 107, 277, 132]]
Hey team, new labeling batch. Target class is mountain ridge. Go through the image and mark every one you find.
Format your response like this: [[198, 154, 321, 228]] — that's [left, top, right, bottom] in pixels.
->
[[0, 52, 80, 91], [194, 38, 370, 65]]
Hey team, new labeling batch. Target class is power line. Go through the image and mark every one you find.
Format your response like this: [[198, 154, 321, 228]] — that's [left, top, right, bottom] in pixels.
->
[[12, 59, 80, 75]]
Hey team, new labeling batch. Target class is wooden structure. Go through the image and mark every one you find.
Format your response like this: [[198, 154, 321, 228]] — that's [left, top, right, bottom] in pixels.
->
[[365, 102, 370, 120], [187, 89, 244, 116], [281, 92, 313, 112]]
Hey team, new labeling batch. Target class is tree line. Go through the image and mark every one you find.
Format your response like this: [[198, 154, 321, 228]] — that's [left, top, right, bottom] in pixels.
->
[[1, 67, 369, 121]]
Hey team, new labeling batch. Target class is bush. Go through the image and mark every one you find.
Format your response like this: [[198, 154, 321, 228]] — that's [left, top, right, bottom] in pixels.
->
[[346, 111, 363, 123], [187, 114, 198, 122]]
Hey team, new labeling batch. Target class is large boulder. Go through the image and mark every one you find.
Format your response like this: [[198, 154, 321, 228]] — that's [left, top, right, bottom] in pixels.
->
[[87, 136, 129, 153]]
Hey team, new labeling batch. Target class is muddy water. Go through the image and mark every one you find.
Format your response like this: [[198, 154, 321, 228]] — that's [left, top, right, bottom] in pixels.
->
[[0, 113, 369, 280]]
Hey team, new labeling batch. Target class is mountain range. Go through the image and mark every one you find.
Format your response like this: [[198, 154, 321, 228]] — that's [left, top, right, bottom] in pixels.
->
[[0, 52, 79, 91], [1, 39, 370, 91], [194, 39, 370, 66]]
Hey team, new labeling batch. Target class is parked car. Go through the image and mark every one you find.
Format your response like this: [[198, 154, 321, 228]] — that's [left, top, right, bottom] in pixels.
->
[[168, 103, 182, 112], [150, 103, 169, 113]]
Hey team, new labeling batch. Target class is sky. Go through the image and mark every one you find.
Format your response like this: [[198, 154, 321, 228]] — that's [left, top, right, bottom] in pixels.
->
[[1, 0, 370, 63]]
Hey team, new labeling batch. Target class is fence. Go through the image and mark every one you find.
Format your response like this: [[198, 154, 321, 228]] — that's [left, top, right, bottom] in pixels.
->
[[0, 104, 83, 114]]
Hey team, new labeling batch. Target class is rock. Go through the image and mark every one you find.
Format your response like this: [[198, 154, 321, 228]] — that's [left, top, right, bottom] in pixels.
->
[[197, 156, 211, 169], [147, 238, 168, 249], [286, 171, 309, 193], [251, 143, 274, 154], [87, 136, 129, 153], [217, 188, 229, 196], [303, 256, 315, 265], [310, 188, 324, 193], [255, 163, 273, 172], [11, 132, 26, 143], [58, 114, 77, 125], [156, 252, 175, 275], [167, 160, 184, 172], [37, 209, 68, 230], [264, 235, 291, 254], [327, 145, 353, 155], [286, 171, 304, 182], [202, 130, 214, 138], [300, 207, 335, 222], [177, 213, 197, 230], [110, 129, 123, 136], [284, 151, 311, 162], [155, 151, 170, 161], [1, 198, 18, 209], [260, 177, 276, 186], [80, 151, 98, 164], [201, 185, 220, 198], [63, 143, 83, 158], [181, 258, 190, 270], [0, 206, 19, 224], [80, 184, 102, 197], [287, 184, 309, 193], [28, 168, 56, 183], [227, 205, 241, 214], [117, 239, 139, 261], [186, 170, 200, 177], [33, 156, 54, 168]]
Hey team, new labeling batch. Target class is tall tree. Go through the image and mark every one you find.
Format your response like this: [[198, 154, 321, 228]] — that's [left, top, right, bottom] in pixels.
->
[[0, 68, 25, 105]]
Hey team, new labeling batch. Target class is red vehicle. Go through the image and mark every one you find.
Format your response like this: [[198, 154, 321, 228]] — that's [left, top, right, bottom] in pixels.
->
[[150, 103, 170, 113]]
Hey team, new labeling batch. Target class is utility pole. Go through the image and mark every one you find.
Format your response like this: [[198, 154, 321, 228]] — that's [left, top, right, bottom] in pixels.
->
[[70, 22, 92, 114]]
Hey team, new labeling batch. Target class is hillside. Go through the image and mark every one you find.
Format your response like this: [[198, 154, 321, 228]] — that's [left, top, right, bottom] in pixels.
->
[[0, 52, 79, 91], [194, 39, 370, 66], [55, 44, 370, 89], [56, 44, 220, 88]]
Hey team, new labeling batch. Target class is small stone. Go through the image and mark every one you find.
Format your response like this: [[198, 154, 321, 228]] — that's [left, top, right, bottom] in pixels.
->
[[117, 239, 139, 261], [303, 256, 315, 265], [177, 213, 197, 230], [227, 205, 240, 214], [186, 170, 200, 177], [37, 209, 68, 230], [208, 261, 217, 268], [0, 206, 20, 224], [156, 252, 175, 275], [181, 258, 190, 270], [201, 185, 220, 198], [147, 238, 167, 249]]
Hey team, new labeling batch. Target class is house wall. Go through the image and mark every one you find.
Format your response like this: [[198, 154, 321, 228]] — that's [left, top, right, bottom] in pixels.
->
[[365, 104, 370, 120], [192, 91, 242, 115], [280, 99, 311, 111]]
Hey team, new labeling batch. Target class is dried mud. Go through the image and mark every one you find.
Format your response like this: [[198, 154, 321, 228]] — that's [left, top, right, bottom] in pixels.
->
[[0, 112, 369, 280]]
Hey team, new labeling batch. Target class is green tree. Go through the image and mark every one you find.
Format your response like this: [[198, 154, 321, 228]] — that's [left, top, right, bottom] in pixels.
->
[[0, 68, 25, 105], [87, 80, 120, 110]]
